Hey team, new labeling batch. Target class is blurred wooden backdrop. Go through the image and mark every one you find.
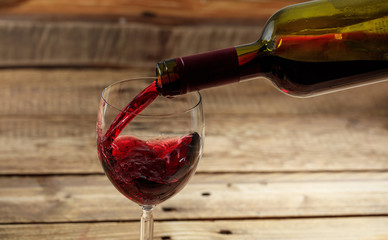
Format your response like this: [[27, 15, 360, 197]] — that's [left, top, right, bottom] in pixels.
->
[[1, 0, 388, 239]]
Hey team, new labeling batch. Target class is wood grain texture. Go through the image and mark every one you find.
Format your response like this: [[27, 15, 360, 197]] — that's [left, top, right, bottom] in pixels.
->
[[203, 115, 388, 172], [1, 173, 388, 223], [0, 1, 387, 236], [1, 217, 388, 240], [1, 69, 388, 116], [0, 0, 306, 21], [1, 69, 388, 174], [1, 114, 388, 174], [0, 20, 259, 67], [0, 21, 164, 67]]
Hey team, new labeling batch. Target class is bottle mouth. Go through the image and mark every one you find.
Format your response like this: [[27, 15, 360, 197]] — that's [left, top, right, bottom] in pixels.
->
[[155, 61, 166, 92], [156, 59, 183, 96]]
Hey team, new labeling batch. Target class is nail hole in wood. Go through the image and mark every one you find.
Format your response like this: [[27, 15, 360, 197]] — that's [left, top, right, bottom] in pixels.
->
[[162, 207, 177, 212], [219, 229, 233, 235], [141, 11, 157, 18], [161, 236, 171, 240], [201, 192, 211, 196]]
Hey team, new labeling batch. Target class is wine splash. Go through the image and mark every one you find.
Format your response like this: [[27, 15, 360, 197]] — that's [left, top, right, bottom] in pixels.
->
[[97, 82, 200, 205]]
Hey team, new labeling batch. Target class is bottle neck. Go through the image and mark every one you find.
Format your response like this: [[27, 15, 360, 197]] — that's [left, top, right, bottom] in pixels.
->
[[156, 41, 266, 96], [235, 40, 268, 81]]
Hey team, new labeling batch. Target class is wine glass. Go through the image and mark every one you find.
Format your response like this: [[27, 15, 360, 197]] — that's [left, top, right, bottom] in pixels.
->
[[96, 77, 204, 239]]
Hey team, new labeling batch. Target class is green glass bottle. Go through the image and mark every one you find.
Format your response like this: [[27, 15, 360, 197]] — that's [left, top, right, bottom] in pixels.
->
[[156, 0, 388, 96]]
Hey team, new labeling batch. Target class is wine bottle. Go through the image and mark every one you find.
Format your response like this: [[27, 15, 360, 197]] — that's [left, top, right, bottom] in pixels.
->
[[155, 0, 388, 97]]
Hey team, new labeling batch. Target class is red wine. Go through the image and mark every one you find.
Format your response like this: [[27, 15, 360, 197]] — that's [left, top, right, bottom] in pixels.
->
[[102, 133, 200, 205], [97, 82, 200, 205], [239, 56, 388, 95], [101, 83, 159, 145]]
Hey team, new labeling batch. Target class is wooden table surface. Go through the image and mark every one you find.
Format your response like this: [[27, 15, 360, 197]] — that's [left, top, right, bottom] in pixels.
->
[[1, 0, 388, 239]]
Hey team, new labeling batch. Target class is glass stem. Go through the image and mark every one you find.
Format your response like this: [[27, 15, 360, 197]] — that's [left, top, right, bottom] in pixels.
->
[[140, 205, 154, 240]]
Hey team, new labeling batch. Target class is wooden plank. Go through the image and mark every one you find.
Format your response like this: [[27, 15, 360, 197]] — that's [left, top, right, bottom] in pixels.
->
[[0, 20, 260, 67], [202, 78, 388, 116], [1, 173, 388, 223], [0, 21, 164, 67], [1, 69, 388, 174], [0, 69, 145, 116], [1, 114, 388, 174], [202, 114, 388, 172], [0, 0, 306, 22], [1, 69, 388, 116], [1, 217, 388, 240]]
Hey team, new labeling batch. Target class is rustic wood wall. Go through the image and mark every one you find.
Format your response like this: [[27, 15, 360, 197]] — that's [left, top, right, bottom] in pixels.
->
[[0, 0, 307, 67], [1, 0, 388, 239]]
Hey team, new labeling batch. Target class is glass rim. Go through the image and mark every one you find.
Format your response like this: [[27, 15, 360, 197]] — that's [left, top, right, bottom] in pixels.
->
[[101, 77, 202, 117]]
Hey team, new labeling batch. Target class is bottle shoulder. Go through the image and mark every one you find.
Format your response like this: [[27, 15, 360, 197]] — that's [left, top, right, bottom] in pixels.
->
[[261, 0, 388, 38], [258, 0, 388, 61]]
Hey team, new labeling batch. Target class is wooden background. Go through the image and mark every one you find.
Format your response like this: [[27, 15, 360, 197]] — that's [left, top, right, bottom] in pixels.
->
[[1, 0, 388, 239]]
